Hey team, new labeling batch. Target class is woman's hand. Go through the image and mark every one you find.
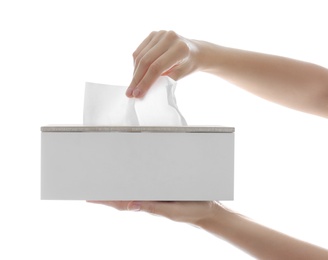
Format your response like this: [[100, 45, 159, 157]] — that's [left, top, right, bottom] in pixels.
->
[[87, 200, 328, 259], [126, 30, 202, 98], [87, 201, 220, 226]]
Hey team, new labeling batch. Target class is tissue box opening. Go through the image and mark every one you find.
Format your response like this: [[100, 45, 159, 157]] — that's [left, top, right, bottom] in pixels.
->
[[41, 126, 234, 200]]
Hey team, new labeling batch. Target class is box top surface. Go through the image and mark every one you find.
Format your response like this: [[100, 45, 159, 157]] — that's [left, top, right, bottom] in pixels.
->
[[41, 125, 234, 133]]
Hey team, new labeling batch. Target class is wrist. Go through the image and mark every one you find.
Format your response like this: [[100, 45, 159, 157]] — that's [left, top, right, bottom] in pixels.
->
[[193, 202, 235, 231], [194, 40, 226, 74]]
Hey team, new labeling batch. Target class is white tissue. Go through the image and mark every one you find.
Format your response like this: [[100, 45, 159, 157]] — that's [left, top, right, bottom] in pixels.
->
[[83, 76, 187, 126]]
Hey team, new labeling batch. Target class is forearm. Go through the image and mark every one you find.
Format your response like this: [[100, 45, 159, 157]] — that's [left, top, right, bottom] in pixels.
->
[[196, 40, 328, 118], [196, 204, 328, 260]]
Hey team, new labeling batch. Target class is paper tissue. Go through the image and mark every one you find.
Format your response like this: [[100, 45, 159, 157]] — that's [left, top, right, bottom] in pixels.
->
[[84, 76, 187, 126], [41, 76, 234, 200]]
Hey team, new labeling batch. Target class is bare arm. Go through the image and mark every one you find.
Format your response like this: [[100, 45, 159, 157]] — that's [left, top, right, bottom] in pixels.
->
[[199, 41, 328, 118], [88, 201, 328, 260], [199, 203, 328, 260], [128, 31, 328, 118]]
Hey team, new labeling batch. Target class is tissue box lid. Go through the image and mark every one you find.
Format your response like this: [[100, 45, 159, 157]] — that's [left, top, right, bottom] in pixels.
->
[[41, 125, 235, 133]]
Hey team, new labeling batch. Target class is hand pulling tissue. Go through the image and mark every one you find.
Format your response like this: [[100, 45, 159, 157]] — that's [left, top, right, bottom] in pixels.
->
[[41, 76, 234, 200]]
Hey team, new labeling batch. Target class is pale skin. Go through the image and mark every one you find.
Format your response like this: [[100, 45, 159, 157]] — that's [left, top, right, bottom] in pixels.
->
[[88, 31, 328, 259]]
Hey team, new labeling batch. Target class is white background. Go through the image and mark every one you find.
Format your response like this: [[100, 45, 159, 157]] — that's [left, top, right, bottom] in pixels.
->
[[1, 0, 328, 259]]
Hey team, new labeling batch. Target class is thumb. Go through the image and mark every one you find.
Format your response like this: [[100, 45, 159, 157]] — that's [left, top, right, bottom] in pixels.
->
[[162, 64, 186, 81], [131, 201, 181, 220], [163, 59, 195, 82]]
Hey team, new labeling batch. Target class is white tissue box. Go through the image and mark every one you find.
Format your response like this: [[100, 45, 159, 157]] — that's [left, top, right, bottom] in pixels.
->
[[41, 126, 234, 200]]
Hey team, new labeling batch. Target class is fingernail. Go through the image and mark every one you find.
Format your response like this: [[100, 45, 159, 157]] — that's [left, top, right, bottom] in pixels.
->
[[128, 202, 141, 211], [126, 87, 134, 97], [132, 89, 141, 98]]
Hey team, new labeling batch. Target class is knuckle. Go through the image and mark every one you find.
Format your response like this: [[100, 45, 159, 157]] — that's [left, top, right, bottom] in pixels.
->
[[132, 50, 138, 60], [176, 40, 189, 54], [158, 30, 165, 35], [134, 55, 142, 66], [134, 53, 143, 64], [148, 61, 161, 75], [166, 30, 178, 41], [149, 31, 157, 37], [139, 57, 151, 69]]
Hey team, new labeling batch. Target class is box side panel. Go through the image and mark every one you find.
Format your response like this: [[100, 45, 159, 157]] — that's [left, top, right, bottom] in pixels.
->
[[41, 132, 234, 200]]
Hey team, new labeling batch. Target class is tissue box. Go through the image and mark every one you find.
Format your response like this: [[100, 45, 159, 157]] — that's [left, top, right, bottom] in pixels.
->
[[41, 126, 234, 200]]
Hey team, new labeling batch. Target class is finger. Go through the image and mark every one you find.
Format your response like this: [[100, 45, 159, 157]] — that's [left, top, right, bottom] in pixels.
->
[[127, 38, 166, 97], [132, 31, 159, 66], [140, 201, 177, 217], [132, 42, 189, 98], [133, 31, 167, 74], [87, 200, 211, 224], [127, 34, 175, 97], [127, 31, 184, 97], [87, 201, 131, 211], [87, 200, 173, 216], [126, 32, 159, 98]]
